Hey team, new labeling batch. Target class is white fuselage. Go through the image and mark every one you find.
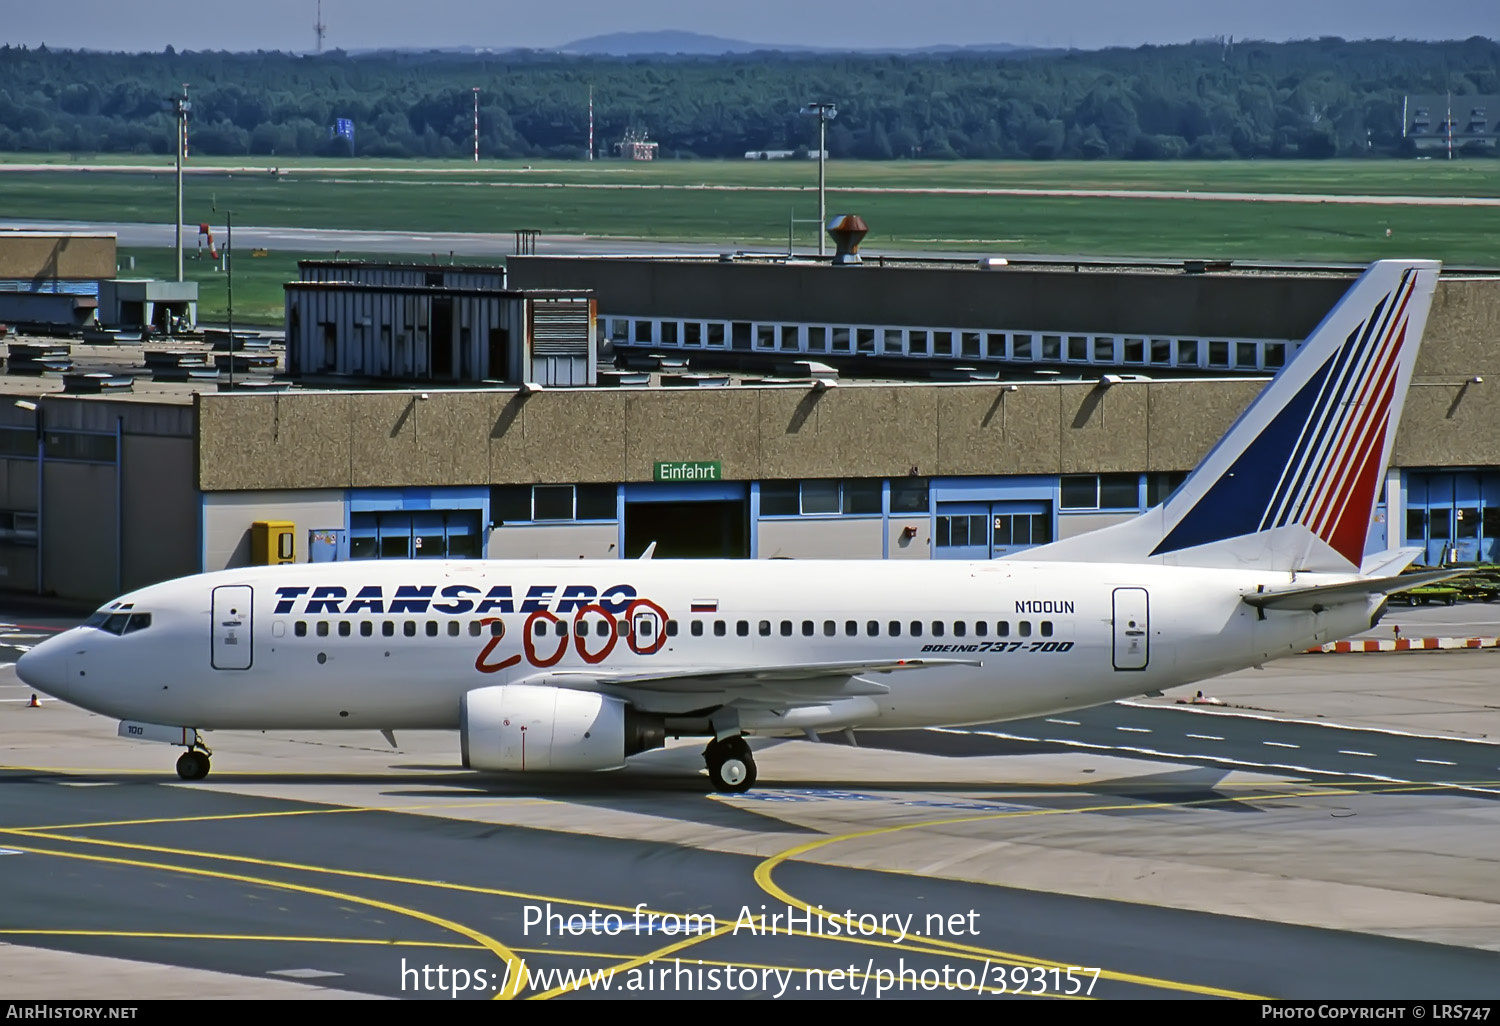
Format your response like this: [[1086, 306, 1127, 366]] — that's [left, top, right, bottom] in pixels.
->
[[22, 558, 1376, 737]]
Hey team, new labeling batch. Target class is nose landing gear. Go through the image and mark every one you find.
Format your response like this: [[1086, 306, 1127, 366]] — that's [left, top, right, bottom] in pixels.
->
[[175, 733, 213, 781], [704, 735, 756, 794]]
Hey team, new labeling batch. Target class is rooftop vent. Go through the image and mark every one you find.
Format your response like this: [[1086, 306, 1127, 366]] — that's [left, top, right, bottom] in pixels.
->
[[826, 214, 868, 266]]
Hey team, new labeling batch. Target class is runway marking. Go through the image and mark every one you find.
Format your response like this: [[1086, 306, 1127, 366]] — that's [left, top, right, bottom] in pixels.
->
[[1185, 734, 1224, 741], [1115, 726, 1151, 733], [0, 928, 492, 950], [0, 841, 526, 997], [1044, 719, 1080, 726], [269, 968, 343, 979], [1113, 700, 1500, 747], [525, 919, 742, 1001], [0, 821, 695, 922], [1416, 759, 1458, 766], [1263, 742, 1300, 749], [1339, 751, 1377, 757], [749, 779, 1470, 1000]]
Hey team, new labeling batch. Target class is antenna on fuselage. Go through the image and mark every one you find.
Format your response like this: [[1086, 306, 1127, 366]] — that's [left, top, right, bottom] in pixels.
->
[[639, 541, 657, 560]]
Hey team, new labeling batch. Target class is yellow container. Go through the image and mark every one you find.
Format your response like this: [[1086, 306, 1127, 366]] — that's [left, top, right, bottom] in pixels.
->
[[251, 520, 296, 565]]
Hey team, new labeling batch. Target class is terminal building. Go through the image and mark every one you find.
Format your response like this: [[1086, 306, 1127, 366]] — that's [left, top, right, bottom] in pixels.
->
[[0, 252, 1496, 603]]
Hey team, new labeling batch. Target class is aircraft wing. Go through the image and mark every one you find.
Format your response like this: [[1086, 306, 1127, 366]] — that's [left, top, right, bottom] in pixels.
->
[[1242, 568, 1472, 612], [542, 657, 981, 693], [1358, 547, 1425, 577]]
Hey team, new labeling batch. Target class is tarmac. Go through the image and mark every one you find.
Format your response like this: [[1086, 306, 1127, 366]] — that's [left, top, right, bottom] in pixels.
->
[[2, 602, 1498, 1000]]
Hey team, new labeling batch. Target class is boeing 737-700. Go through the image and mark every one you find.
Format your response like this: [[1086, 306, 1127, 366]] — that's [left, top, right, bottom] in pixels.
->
[[16, 259, 1463, 793]]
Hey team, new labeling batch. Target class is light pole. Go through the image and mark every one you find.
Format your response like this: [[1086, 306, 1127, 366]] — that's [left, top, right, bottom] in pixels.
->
[[799, 102, 837, 257], [166, 94, 192, 281], [215, 205, 235, 387]]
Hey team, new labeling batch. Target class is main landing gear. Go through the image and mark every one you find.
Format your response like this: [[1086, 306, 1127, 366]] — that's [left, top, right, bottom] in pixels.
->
[[704, 735, 756, 794], [175, 734, 213, 781]]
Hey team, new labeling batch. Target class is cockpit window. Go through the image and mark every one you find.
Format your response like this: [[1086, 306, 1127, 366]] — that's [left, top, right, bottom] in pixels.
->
[[89, 611, 151, 635]]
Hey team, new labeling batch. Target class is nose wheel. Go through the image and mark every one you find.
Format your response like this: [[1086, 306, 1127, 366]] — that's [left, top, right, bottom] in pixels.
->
[[704, 735, 756, 794], [175, 734, 212, 781]]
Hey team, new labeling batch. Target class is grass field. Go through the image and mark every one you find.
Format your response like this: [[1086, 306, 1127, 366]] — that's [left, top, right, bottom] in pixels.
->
[[8, 158, 1499, 267]]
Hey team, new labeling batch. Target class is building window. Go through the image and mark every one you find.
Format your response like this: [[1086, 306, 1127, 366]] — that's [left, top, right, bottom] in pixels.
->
[[760, 479, 883, 516], [43, 432, 117, 463], [351, 509, 482, 560], [533, 485, 574, 521], [1061, 474, 1139, 511], [1146, 472, 1189, 508], [890, 478, 928, 514], [992, 513, 1051, 547]]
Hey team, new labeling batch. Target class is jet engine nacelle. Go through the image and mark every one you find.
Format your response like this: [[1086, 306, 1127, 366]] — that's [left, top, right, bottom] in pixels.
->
[[460, 684, 664, 772]]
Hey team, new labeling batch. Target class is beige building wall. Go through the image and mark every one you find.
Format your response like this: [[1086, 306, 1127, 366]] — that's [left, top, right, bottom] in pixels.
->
[[487, 523, 618, 560], [1057, 512, 1137, 540], [887, 516, 931, 559], [202, 490, 346, 571], [0, 234, 116, 280], [756, 518, 884, 560]]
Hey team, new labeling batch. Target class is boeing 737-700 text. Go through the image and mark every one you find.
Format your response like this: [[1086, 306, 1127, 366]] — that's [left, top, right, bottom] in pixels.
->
[[17, 259, 1464, 793]]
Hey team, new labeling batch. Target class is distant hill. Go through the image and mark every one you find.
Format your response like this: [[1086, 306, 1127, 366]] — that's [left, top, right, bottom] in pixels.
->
[[557, 30, 1031, 56]]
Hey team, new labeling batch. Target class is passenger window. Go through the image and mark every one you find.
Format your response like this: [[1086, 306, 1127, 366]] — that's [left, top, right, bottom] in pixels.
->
[[491, 621, 503, 637], [823, 621, 836, 637], [910, 621, 923, 637], [932, 621, 945, 637], [316, 621, 330, 637], [426, 621, 439, 638], [469, 621, 482, 637], [997, 621, 1010, 637], [361, 621, 373, 637], [737, 621, 749, 637], [867, 621, 879, 636], [691, 621, 704, 637], [1041, 621, 1054, 637], [338, 621, 351, 637], [780, 620, 793, 637], [404, 621, 417, 637], [846, 620, 858, 637], [1019, 621, 1032, 637], [383, 621, 395, 637], [802, 620, 814, 637], [617, 620, 629, 637], [534, 621, 546, 637], [759, 620, 772, 637], [639, 620, 654, 638], [889, 621, 901, 637], [714, 621, 726, 637], [553, 621, 567, 637], [666, 620, 679, 637], [953, 621, 966, 637], [975, 621, 988, 637], [448, 621, 460, 637], [294, 621, 307, 637], [123, 613, 152, 634]]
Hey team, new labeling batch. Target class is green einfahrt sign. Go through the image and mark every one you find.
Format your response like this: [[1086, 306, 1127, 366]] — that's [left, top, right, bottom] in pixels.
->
[[655, 460, 722, 482]]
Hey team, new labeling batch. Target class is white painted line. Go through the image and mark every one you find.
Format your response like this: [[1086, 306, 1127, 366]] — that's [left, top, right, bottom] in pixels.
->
[[0, 849, 24, 856], [268, 968, 344, 979], [1263, 741, 1300, 748], [1416, 759, 1457, 766], [1339, 750, 1377, 757], [1116, 726, 1151, 733], [1185, 734, 1225, 741], [1116, 700, 1500, 748], [1045, 719, 1080, 726]]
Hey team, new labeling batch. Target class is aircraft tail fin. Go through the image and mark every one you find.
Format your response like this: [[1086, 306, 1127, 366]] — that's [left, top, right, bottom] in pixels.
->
[[1020, 259, 1441, 572]]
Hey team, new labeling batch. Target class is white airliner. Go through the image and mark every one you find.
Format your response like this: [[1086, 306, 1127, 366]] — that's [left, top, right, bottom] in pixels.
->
[[18, 259, 1465, 793]]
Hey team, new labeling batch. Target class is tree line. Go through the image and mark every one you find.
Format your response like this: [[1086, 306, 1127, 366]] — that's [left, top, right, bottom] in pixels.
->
[[0, 37, 1495, 161]]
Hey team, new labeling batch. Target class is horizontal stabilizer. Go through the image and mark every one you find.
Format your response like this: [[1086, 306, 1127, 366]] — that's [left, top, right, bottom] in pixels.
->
[[541, 657, 981, 693], [1243, 568, 1471, 612], [1358, 547, 1424, 577]]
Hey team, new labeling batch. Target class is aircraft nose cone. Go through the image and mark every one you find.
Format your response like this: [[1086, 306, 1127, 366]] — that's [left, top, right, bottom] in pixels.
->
[[17, 636, 68, 695]]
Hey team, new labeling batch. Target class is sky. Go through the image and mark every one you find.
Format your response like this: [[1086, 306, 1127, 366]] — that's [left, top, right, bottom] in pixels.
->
[[4, 0, 1495, 53]]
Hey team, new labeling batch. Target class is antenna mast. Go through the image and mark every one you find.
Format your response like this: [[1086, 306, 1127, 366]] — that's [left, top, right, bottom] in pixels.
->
[[588, 85, 594, 161]]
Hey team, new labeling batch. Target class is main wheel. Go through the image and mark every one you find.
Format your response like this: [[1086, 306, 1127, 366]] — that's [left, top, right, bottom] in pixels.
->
[[176, 750, 210, 781], [704, 736, 756, 794]]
